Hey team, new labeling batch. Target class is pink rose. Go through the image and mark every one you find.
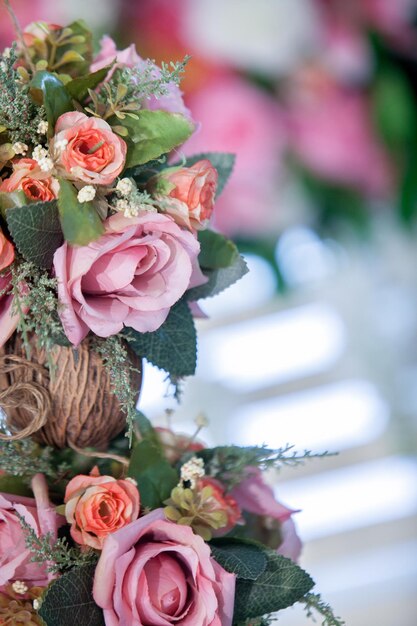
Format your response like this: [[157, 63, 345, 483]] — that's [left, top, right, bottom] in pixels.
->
[[157, 160, 218, 230], [0, 474, 64, 588], [64, 469, 140, 550], [0, 272, 19, 349], [91, 36, 191, 119], [52, 112, 127, 186], [231, 468, 302, 562], [53, 212, 206, 346], [0, 158, 59, 202], [93, 508, 235, 626]]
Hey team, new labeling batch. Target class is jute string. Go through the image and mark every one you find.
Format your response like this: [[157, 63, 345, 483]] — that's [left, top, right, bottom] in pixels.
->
[[0, 354, 51, 440]]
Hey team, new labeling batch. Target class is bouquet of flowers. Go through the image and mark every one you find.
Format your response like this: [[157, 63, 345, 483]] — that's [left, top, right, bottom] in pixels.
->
[[0, 7, 343, 626]]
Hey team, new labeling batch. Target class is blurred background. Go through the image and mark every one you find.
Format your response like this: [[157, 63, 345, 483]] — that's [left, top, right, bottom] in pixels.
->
[[2, 0, 417, 624]]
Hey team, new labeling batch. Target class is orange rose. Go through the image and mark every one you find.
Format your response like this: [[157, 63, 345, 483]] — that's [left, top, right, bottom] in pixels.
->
[[0, 158, 59, 202], [157, 159, 218, 230], [52, 112, 127, 185], [199, 477, 241, 535], [64, 469, 140, 549], [0, 229, 14, 271]]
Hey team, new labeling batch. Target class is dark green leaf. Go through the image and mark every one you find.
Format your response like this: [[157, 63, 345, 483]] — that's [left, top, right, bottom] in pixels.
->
[[177, 153, 235, 197], [122, 110, 194, 168], [125, 298, 197, 377], [187, 255, 248, 301], [30, 71, 73, 132], [210, 538, 267, 580], [198, 229, 239, 269], [65, 66, 110, 101], [38, 564, 105, 626], [128, 439, 178, 509], [233, 553, 314, 623], [58, 179, 104, 246], [0, 475, 32, 497], [6, 201, 63, 269]]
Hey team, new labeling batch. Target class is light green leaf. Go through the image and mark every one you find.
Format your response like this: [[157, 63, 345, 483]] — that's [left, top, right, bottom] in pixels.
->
[[124, 298, 197, 377], [176, 152, 235, 197], [121, 110, 194, 168], [37, 564, 105, 626], [198, 229, 239, 269], [210, 538, 267, 580], [0, 190, 27, 219], [233, 552, 314, 623], [187, 255, 248, 301], [58, 179, 104, 246], [30, 71, 73, 133], [6, 200, 63, 269]]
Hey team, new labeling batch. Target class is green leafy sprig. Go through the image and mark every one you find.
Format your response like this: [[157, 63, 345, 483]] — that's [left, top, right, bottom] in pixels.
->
[[301, 593, 346, 626]]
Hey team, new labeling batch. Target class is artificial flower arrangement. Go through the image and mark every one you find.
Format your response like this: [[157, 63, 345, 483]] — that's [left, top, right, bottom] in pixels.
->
[[0, 8, 344, 626]]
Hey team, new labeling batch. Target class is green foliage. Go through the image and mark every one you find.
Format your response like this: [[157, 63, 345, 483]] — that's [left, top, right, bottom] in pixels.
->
[[125, 298, 197, 377], [198, 229, 239, 269], [0, 190, 27, 218], [57, 179, 104, 245], [122, 110, 194, 168], [128, 439, 178, 510], [65, 66, 111, 102], [0, 439, 56, 479], [197, 444, 336, 489], [30, 71, 73, 132], [233, 552, 314, 623], [186, 254, 248, 301], [6, 200, 63, 269], [92, 335, 142, 445], [37, 564, 104, 626], [372, 66, 416, 152], [0, 45, 46, 145], [210, 538, 267, 581], [179, 152, 235, 197], [301, 593, 345, 626]]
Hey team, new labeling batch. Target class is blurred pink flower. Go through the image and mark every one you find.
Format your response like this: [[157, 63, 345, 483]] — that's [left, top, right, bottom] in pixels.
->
[[182, 75, 284, 236], [231, 468, 302, 562], [285, 74, 393, 196], [0, 272, 19, 349]]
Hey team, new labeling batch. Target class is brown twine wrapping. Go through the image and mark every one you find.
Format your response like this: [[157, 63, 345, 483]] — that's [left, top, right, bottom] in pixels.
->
[[0, 334, 142, 449], [0, 355, 51, 440]]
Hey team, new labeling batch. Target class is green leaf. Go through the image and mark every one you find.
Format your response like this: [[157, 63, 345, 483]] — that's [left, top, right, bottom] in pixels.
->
[[210, 538, 267, 580], [0, 190, 28, 219], [58, 179, 104, 246], [0, 475, 32, 497], [6, 201, 63, 269], [37, 564, 105, 626], [57, 20, 93, 77], [198, 229, 239, 269], [134, 409, 158, 442], [187, 254, 248, 301], [128, 439, 178, 509], [30, 71, 73, 132], [372, 66, 416, 152], [65, 66, 111, 101], [125, 298, 197, 377], [121, 110, 194, 168], [178, 152, 235, 197], [233, 552, 314, 623]]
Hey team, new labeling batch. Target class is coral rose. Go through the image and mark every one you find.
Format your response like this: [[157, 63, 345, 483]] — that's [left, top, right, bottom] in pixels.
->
[[0, 229, 14, 271], [199, 477, 241, 536], [53, 212, 206, 346], [64, 470, 140, 550], [93, 508, 235, 626], [0, 474, 64, 588], [156, 160, 218, 230], [52, 112, 126, 185], [0, 158, 59, 202]]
